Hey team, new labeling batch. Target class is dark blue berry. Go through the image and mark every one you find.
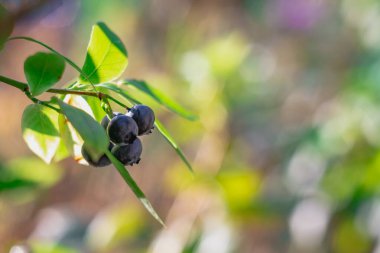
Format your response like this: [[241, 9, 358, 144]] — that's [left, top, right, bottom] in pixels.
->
[[81, 143, 114, 167], [107, 114, 138, 144], [111, 138, 142, 166], [100, 112, 122, 129], [126, 105, 155, 135]]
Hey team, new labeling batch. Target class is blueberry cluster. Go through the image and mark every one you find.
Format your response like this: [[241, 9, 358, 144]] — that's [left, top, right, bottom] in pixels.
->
[[81, 105, 155, 167]]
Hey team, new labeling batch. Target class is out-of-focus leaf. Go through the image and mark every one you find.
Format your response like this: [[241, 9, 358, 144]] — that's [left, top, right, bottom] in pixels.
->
[[24, 52, 65, 96], [29, 241, 79, 253], [0, 4, 13, 50], [122, 79, 198, 120], [217, 169, 261, 211], [361, 152, 380, 192], [55, 98, 108, 160], [86, 203, 145, 250], [6, 157, 62, 187], [182, 232, 202, 253], [204, 34, 249, 78], [0, 163, 37, 192], [322, 164, 361, 206], [155, 119, 193, 173], [332, 218, 371, 253], [0, 157, 61, 203], [105, 150, 165, 226], [79, 22, 128, 84], [21, 104, 60, 164]]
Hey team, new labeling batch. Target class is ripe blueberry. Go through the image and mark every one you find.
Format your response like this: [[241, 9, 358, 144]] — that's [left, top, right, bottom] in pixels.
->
[[81, 143, 114, 167], [111, 138, 142, 166], [126, 105, 155, 135], [107, 114, 138, 144], [100, 112, 122, 129]]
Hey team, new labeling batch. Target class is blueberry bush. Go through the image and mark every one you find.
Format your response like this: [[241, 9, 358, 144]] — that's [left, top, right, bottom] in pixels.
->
[[0, 4, 196, 226]]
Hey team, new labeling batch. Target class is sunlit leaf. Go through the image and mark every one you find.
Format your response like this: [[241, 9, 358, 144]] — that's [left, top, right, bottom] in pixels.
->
[[21, 104, 60, 163], [24, 52, 65, 96], [79, 22, 128, 84], [85, 96, 107, 122], [55, 98, 108, 160], [54, 114, 74, 162], [122, 79, 198, 120], [105, 150, 165, 226], [155, 119, 193, 173], [63, 95, 95, 164]]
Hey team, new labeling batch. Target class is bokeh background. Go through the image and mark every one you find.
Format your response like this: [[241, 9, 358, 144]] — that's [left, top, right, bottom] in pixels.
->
[[1, 0, 380, 252]]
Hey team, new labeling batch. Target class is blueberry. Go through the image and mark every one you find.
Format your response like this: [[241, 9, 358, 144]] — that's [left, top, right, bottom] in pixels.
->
[[81, 143, 114, 167], [111, 138, 142, 166], [100, 112, 122, 129], [126, 105, 155, 135], [107, 114, 138, 144]]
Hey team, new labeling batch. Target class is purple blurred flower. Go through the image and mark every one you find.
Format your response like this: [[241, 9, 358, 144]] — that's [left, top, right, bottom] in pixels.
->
[[274, 0, 326, 31]]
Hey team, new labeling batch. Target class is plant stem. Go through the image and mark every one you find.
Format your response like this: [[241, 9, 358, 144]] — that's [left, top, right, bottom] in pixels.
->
[[107, 96, 130, 109], [24, 90, 61, 112], [0, 75, 27, 90], [47, 88, 99, 97], [0, 75, 129, 109]]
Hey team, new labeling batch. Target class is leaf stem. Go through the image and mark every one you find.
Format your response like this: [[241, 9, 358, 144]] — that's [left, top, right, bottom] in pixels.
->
[[47, 88, 99, 97], [24, 89, 60, 112], [107, 95, 130, 109], [0, 75, 27, 90], [0, 75, 129, 109]]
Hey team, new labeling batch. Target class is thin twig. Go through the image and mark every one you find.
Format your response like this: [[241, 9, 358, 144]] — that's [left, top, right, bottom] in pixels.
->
[[0, 75, 129, 109]]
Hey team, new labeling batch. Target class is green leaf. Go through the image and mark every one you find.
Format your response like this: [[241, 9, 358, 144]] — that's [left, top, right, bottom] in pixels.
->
[[55, 98, 108, 160], [79, 22, 128, 84], [54, 114, 74, 161], [62, 95, 97, 163], [21, 104, 60, 163], [105, 150, 165, 226], [0, 4, 13, 50], [24, 52, 65, 96], [85, 96, 107, 122], [123, 79, 198, 120], [155, 119, 193, 173]]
